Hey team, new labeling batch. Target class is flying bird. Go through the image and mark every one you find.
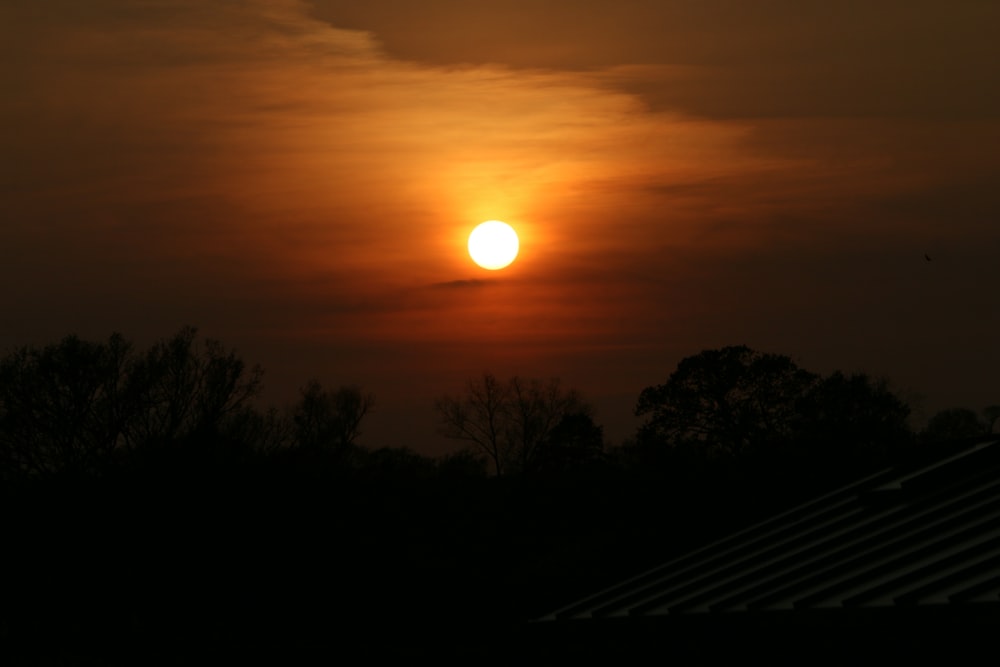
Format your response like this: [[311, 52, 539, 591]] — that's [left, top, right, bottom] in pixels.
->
[[925, 253, 932, 262]]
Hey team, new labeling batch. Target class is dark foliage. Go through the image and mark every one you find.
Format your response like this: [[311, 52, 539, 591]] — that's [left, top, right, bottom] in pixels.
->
[[0, 333, 132, 479], [3, 332, 987, 663], [633, 345, 914, 477], [0, 327, 261, 482], [292, 380, 374, 452], [635, 345, 818, 457], [920, 406, 993, 443]]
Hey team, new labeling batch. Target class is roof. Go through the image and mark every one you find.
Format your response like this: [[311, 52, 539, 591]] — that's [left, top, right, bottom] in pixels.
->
[[532, 436, 1000, 658]]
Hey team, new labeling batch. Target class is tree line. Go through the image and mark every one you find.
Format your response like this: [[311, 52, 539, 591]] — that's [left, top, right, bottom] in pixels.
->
[[0, 327, 373, 484], [0, 329, 995, 485], [2, 328, 997, 662]]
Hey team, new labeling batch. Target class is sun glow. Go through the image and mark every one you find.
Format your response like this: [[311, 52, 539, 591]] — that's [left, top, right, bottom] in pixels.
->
[[468, 220, 519, 270]]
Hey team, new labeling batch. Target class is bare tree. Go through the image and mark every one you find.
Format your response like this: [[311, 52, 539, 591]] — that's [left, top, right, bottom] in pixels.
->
[[0, 333, 133, 477], [434, 373, 511, 476], [507, 376, 589, 474], [435, 373, 595, 476], [223, 405, 293, 453], [122, 326, 263, 448], [292, 380, 375, 452], [0, 327, 264, 480]]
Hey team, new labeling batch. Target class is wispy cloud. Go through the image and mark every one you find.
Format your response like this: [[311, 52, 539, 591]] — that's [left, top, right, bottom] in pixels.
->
[[2, 0, 998, 447], [430, 279, 495, 289]]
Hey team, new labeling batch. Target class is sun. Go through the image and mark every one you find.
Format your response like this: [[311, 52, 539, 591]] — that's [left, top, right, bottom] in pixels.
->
[[468, 220, 519, 270]]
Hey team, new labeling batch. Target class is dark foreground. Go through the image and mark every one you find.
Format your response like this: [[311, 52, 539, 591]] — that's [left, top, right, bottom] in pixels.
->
[[4, 437, 987, 664]]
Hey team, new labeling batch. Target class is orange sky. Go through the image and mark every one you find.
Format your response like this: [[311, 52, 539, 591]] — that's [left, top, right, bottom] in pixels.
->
[[2, 0, 999, 451]]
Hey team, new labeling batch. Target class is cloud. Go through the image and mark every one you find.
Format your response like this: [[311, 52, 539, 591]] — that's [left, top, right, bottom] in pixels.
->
[[1, 0, 760, 312], [2, 0, 998, 446], [309, 0, 1000, 119], [430, 279, 495, 289]]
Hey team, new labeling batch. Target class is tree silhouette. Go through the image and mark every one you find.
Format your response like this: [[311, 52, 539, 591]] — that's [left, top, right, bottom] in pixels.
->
[[921, 407, 990, 443], [507, 376, 594, 474], [635, 346, 818, 458], [792, 371, 911, 467], [0, 327, 262, 480], [635, 346, 913, 470], [223, 405, 292, 453], [537, 411, 605, 473], [985, 406, 1000, 434], [435, 373, 595, 476], [123, 326, 263, 448], [292, 380, 375, 453], [435, 373, 510, 476], [0, 333, 133, 478]]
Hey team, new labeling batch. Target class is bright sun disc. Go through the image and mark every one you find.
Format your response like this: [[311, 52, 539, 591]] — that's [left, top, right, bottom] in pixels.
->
[[468, 220, 519, 270]]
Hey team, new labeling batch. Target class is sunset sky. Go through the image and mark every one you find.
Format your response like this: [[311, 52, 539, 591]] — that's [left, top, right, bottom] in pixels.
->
[[3, 0, 998, 452]]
